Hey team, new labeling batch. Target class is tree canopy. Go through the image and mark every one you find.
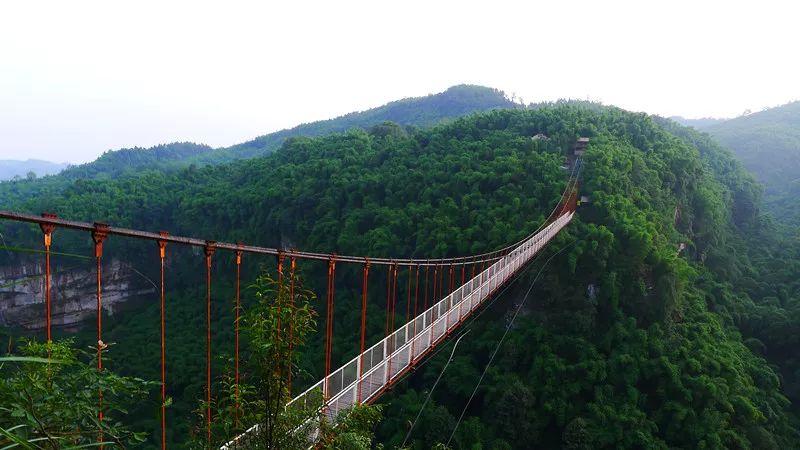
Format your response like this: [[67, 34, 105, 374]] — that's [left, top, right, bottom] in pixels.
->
[[1, 103, 798, 448]]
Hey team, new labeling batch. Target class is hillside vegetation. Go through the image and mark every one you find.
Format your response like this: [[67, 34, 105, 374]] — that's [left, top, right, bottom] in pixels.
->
[[216, 84, 515, 161], [1, 104, 799, 448], [3, 85, 513, 189], [703, 101, 800, 226]]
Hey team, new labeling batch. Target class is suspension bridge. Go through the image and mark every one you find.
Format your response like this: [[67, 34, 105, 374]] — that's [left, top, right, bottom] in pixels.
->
[[0, 142, 584, 448]]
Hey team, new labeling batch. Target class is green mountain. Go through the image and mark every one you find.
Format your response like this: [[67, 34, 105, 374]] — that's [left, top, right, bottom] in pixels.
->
[[47, 85, 514, 181], [0, 85, 514, 212], [702, 102, 800, 226], [214, 84, 516, 162], [2, 103, 798, 448], [669, 116, 727, 129], [0, 159, 68, 181], [58, 142, 213, 180]]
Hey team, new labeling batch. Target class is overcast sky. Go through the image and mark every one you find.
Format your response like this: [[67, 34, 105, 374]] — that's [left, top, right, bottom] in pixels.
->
[[1, 0, 798, 163]]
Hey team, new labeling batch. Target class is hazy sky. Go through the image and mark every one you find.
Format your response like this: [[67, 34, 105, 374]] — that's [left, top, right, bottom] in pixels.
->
[[1, 0, 798, 163]]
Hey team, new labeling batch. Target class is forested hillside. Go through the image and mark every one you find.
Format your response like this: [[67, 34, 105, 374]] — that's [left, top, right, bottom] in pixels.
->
[[1, 105, 798, 448], [58, 142, 213, 180], [670, 116, 727, 129], [378, 108, 800, 449], [702, 102, 800, 226], [215, 84, 516, 161], [1, 85, 513, 191]]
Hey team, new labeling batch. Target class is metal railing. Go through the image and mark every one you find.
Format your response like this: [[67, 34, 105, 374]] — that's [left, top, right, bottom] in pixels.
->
[[304, 211, 573, 413], [220, 211, 575, 447]]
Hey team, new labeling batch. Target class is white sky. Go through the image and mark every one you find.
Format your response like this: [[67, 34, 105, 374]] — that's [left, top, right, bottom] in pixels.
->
[[1, 0, 798, 163]]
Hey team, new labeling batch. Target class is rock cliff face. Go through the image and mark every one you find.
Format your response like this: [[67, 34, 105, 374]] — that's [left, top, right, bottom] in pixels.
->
[[0, 258, 155, 330]]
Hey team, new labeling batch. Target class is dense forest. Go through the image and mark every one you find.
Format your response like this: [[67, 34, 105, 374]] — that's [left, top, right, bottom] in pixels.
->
[[217, 84, 516, 161], [1, 102, 799, 448], [7, 85, 513, 188], [692, 101, 800, 227]]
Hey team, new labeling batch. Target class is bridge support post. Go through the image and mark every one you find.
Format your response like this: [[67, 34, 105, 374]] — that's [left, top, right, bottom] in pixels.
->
[[91, 222, 108, 449], [157, 232, 168, 450], [39, 213, 56, 342], [358, 259, 369, 404], [383, 339, 389, 386], [203, 241, 216, 446]]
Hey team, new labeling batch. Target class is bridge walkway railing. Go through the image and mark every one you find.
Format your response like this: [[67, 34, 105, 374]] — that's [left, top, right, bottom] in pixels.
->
[[284, 211, 574, 438]]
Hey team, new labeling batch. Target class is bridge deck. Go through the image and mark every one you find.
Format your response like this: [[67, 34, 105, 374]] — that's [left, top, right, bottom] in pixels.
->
[[222, 211, 575, 448]]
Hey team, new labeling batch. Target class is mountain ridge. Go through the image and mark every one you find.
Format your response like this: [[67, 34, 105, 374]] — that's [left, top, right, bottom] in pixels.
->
[[2, 104, 797, 448], [47, 85, 515, 180], [0, 159, 68, 181], [703, 101, 800, 225]]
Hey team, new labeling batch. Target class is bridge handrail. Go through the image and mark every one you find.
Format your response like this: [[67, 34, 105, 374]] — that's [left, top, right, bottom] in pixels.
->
[[0, 159, 581, 270], [273, 211, 574, 444], [221, 211, 573, 448]]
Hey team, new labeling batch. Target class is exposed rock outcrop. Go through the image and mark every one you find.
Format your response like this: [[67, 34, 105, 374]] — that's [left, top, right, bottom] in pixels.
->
[[0, 258, 155, 330]]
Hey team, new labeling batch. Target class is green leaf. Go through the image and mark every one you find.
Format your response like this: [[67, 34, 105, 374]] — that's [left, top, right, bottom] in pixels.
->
[[0, 356, 68, 364], [0, 425, 36, 450]]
